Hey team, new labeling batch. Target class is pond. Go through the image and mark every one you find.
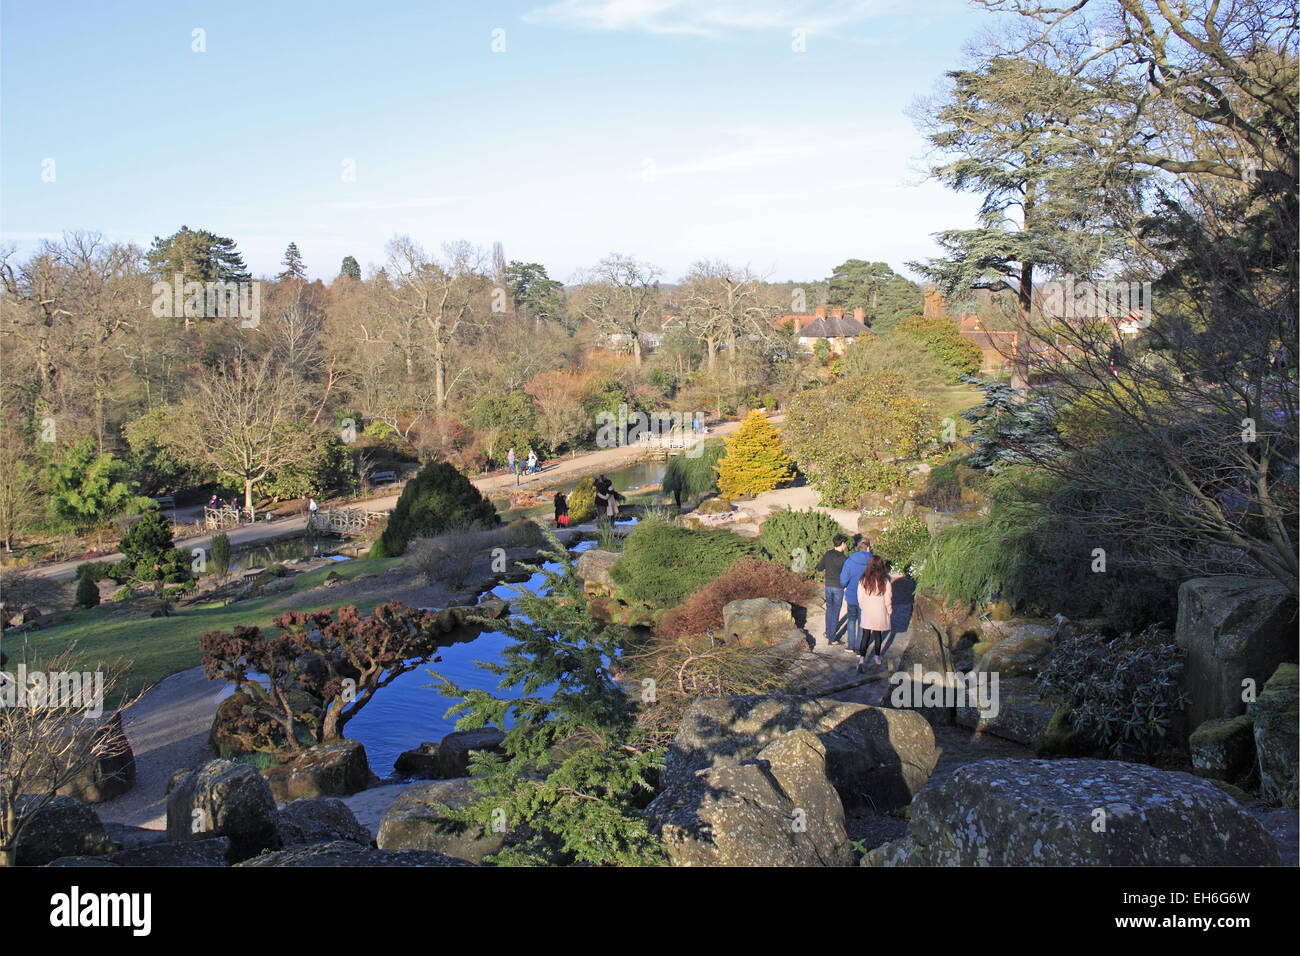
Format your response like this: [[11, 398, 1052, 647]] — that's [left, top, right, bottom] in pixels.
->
[[228, 535, 344, 572], [218, 533, 626, 778]]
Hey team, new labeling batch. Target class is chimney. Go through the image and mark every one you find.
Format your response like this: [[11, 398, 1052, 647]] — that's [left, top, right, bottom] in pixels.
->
[[815, 306, 826, 319], [853, 306, 865, 324], [830, 306, 843, 319]]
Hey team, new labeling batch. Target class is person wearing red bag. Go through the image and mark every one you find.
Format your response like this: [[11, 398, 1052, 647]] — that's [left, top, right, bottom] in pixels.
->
[[854, 555, 893, 673], [554, 491, 569, 527]]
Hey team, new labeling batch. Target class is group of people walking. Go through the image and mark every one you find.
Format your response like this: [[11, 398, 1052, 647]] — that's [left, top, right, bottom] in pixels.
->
[[816, 534, 893, 674], [550, 474, 622, 527], [507, 447, 538, 477]]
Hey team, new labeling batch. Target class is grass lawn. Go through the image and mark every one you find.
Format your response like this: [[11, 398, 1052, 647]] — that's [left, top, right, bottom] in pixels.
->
[[0, 556, 405, 707], [925, 383, 983, 425]]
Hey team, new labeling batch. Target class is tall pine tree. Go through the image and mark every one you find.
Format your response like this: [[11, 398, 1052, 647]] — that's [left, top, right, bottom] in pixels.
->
[[278, 242, 307, 281], [339, 255, 361, 280]]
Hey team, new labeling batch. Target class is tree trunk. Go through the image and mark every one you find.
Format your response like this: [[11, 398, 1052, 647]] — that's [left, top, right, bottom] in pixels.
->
[[1013, 260, 1033, 389]]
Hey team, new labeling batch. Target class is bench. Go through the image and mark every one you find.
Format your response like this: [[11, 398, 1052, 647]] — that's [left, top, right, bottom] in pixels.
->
[[371, 470, 398, 486], [152, 495, 176, 511]]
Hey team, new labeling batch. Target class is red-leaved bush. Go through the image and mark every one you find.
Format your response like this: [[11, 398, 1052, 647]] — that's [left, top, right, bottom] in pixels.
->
[[656, 557, 814, 640]]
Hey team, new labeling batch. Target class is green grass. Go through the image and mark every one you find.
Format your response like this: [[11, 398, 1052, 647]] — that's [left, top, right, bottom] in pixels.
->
[[0, 555, 405, 707]]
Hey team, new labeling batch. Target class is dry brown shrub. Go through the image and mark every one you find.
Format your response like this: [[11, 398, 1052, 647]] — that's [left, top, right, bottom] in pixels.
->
[[656, 557, 814, 641]]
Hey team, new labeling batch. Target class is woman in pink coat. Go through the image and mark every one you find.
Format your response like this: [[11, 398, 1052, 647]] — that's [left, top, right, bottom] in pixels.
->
[[855, 555, 892, 673]]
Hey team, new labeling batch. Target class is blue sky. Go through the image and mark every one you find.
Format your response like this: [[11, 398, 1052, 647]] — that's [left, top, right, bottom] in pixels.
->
[[2, 0, 995, 283]]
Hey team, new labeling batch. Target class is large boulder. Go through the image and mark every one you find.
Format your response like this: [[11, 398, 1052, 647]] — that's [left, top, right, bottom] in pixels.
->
[[1188, 715, 1256, 781], [14, 795, 113, 866], [277, 798, 371, 847], [376, 778, 506, 863], [954, 676, 1054, 746], [576, 550, 620, 595], [394, 742, 441, 778], [24, 711, 136, 804], [429, 728, 506, 779], [166, 759, 280, 861], [722, 598, 796, 647], [885, 758, 1281, 866], [647, 729, 855, 867], [111, 838, 231, 867], [665, 694, 937, 813], [235, 839, 473, 867], [973, 624, 1054, 678], [1176, 576, 1297, 730], [897, 589, 981, 676], [1249, 663, 1298, 808], [262, 739, 377, 801]]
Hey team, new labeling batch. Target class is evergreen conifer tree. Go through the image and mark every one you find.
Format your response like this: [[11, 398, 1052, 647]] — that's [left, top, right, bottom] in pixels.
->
[[714, 411, 793, 498], [278, 242, 307, 281]]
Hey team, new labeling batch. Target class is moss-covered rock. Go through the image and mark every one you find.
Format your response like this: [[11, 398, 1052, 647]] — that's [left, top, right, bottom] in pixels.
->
[[1249, 663, 1298, 808], [1188, 715, 1255, 781], [1034, 703, 1101, 758]]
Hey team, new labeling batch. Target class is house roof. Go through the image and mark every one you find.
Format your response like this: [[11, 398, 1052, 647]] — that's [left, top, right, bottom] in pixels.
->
[[798, 317, 871, 338]]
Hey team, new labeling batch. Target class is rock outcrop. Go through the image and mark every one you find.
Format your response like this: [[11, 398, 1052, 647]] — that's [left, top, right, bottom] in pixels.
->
[[1176, 576, 1297, 730], [1188, 715, 1255, 781], [262, 739, 377, 801], [235, 839, 473, 867], [376, 778, 506, 863], [663, 694, 937, 813], [277, 797, 371, 846], [14, 795, 113, 866], [166, 759, 280, 861], [647, 729, 855, 866], [865, 758, 1281, 866], [1249, 663, 1298, 808]]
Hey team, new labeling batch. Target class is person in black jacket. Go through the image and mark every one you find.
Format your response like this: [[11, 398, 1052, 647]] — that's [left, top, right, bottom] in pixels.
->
[[554, 491, 568, 527], [815, 533, 850, 645]]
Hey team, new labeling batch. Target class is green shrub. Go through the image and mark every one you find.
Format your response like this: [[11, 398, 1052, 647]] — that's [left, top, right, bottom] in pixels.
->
[[76, 561, 124, 584], [758, 508, 843, 578], [1035, 625, 1189, 759], [897, 314, 983, 382], [784, 372, 939, 509], [873, 515, 932, 573], [610, 515, 757, 610], [661, 438, 725, 507], [74, 572, 100, 608], [112, 585, 133, 602], [918, 469, 1177, 624], [211, 532, 231, 577], [119, 511, 194, 586], [567, 477, 597, 524], [372, 459, 499, 557]]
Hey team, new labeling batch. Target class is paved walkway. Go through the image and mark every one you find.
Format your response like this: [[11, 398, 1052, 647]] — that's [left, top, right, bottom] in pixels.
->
[[29, 417, 758, 583], [785, 574, 916, 706]]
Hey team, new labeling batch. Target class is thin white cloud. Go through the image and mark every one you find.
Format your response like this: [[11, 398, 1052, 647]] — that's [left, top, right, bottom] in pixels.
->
[[525, 0, 899, 36], [318, 197, 459, 211]]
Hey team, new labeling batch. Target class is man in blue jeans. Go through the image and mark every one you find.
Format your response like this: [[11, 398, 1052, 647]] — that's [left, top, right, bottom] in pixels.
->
[[839, 536, 873, 652], [815, 534, 850, 644]]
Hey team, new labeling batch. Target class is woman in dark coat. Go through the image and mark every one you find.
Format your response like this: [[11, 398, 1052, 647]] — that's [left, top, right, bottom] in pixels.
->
[[554, 491, 569, 527]]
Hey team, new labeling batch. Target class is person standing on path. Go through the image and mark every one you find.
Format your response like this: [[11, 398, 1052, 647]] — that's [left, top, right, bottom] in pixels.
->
[[553, 491, 569, 527], [839, 536, 873, 654], [593, 475, 610, 522], [507, 448, 517, 477], [815, 534, 850, 645], [527, 449, 537, 475], [308, 497, 318, 527], [855, 555, 893, 673]]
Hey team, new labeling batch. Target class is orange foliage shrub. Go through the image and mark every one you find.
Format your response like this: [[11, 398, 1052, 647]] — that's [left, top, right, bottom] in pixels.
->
[[656, 557, 814, 640]]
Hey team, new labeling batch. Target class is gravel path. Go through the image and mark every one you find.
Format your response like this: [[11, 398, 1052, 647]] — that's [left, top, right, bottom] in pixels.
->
[[94, 666, 226, 830]]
